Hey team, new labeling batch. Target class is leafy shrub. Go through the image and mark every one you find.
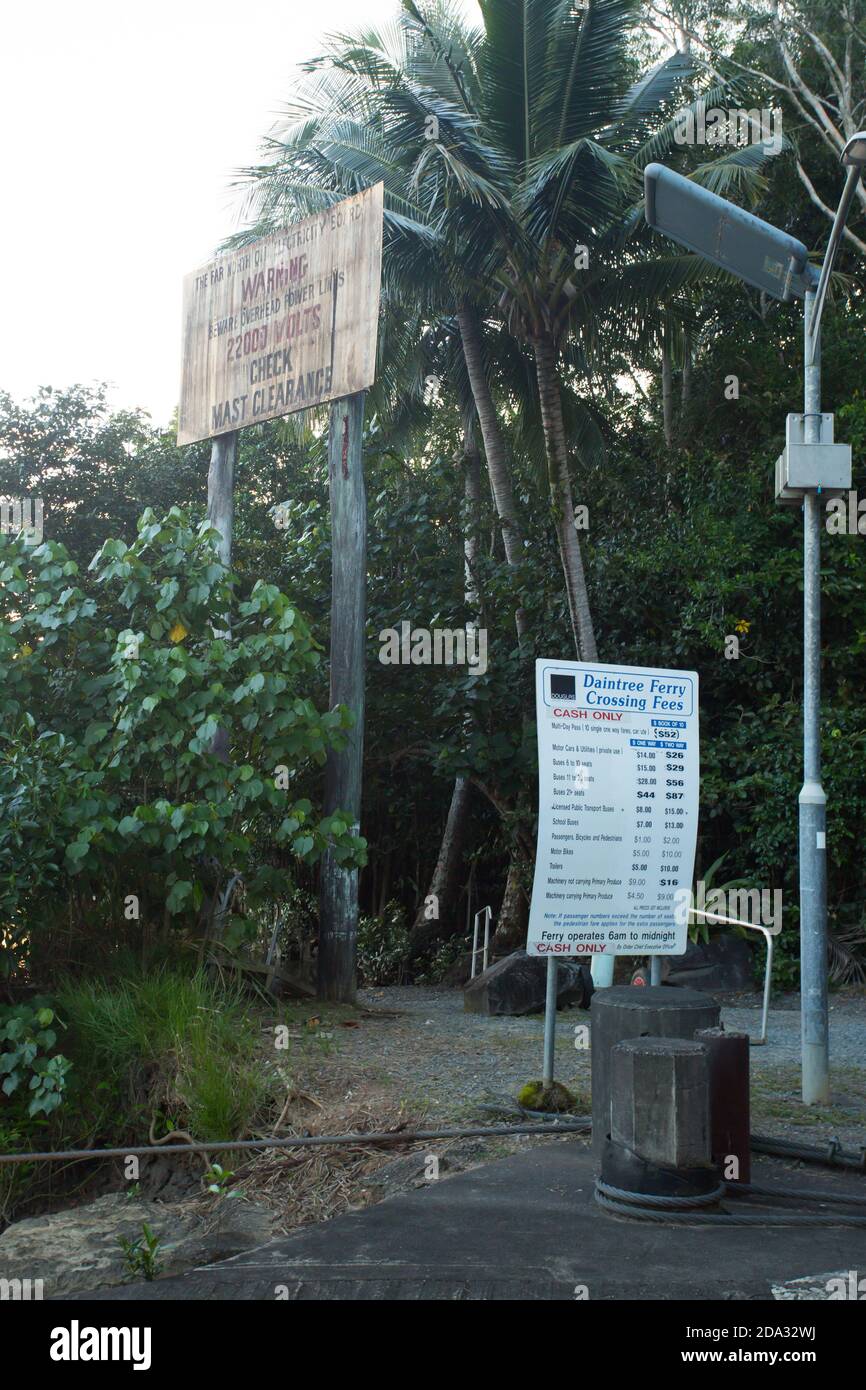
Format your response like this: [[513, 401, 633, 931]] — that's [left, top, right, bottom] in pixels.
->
[[414, 934, 471, 985], [0, 1000, 71, 1116], [119, 1223, 161, 1282], [356, 902, 410, 985], [0, 1120, 30, 1226], [0, 508, 367, 979]]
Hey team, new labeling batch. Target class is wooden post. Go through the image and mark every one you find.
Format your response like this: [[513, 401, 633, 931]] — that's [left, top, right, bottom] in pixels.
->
[[206, 431, 237, 568], [610, 1037, 710, 1170], [206, 430, 237, 767], [695, 1028, 751, 1183], [590, 986, 720, 1161], [318, 392, 366, 1002]]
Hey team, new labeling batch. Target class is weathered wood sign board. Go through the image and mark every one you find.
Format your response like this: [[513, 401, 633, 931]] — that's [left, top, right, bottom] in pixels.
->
[[177, 182, 384, 446]]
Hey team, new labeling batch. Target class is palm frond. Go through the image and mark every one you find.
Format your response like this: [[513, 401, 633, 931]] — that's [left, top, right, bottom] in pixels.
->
[[534, 0, 640, 153]]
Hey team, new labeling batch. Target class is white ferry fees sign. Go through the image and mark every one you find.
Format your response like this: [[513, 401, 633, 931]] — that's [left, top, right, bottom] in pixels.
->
[[526, 659, 699, 959]]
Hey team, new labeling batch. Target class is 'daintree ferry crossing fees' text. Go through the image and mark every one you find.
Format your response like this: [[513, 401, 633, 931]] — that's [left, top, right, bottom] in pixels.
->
[[526, 660, 699, 959], [560, 671, 691, 712]]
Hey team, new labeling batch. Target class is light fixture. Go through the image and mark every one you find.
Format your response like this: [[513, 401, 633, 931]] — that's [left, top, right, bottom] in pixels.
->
[[841, 130, 866, 168], [644, 163, 816, 301]]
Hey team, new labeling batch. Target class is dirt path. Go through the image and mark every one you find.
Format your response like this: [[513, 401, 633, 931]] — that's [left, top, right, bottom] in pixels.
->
[[272, 984, 866, 1150]]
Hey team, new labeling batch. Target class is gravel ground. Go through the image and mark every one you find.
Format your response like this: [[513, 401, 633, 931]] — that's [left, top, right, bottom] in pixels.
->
[[287, 984, 866, 1151], [722, 990, 866, 1068]]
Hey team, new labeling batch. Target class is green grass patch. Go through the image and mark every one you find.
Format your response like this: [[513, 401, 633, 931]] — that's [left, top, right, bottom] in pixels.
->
[[0, 968, 285, 1224], [56, 968, 271, 1145]]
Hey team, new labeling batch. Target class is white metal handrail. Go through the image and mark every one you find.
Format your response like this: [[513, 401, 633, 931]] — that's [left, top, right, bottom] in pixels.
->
[[689, 909, 774, 1045], [470, 905, 492, 978]]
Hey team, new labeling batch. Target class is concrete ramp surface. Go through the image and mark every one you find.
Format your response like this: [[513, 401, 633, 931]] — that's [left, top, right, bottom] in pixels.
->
[[84, 1140, 866, 1301]]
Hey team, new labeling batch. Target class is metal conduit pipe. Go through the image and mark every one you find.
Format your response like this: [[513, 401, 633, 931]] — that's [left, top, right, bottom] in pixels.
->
[[0, 1119, 593, 1166], [0, 1120, 862, 1175]]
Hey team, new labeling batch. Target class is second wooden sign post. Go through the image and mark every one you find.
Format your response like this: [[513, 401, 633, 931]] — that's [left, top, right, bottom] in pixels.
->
[[318, 391, 367, 1000]]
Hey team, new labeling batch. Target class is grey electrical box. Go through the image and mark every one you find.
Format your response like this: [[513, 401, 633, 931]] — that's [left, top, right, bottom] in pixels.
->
[[775, 413, 851, 506]]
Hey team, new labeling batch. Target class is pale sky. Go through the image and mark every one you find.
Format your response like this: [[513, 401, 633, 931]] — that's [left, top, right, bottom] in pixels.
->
[[1, 1, 477, 429]]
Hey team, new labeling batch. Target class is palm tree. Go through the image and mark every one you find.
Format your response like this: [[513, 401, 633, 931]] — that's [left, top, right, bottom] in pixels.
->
[[405, 0, 774, 658], [240, 0, 764, 659]]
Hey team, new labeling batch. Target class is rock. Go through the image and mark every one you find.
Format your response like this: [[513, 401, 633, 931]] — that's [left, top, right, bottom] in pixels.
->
[[662, 935, 755, 992], [463, 950, 592, 1016], [0, 1190, 277, 1298]]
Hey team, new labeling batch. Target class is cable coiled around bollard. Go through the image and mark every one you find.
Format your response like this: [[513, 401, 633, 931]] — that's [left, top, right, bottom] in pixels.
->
[[595, 1178, 726, 1212], [594, 1175, 866, 1226]]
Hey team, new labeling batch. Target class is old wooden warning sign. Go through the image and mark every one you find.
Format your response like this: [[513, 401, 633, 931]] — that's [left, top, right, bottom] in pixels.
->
[[177, 182, 384, 446]]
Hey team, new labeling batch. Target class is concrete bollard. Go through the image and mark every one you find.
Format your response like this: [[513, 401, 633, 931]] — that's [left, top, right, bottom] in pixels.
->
[[610, 1037, 711, 1170], [694, 1027, 751, 1183], [590, 985, 720, 1161]]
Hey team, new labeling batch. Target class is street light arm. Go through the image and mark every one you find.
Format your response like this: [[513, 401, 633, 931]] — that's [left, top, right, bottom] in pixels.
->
[[808, 162, 861, 353]]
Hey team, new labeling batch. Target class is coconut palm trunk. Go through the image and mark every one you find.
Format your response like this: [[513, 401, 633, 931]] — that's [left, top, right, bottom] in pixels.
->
[[532, 334, 598, 662], [662, 342, 674, 448], [491, 856, 529, 953], [409, 404, 482, 960], [457, 302, 529, 650], [681, 329, 692, 413], [408, 776, 473, 960]]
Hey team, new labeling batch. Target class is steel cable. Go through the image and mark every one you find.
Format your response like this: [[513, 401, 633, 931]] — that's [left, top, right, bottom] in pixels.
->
[[594, 1176, 866, 1226]]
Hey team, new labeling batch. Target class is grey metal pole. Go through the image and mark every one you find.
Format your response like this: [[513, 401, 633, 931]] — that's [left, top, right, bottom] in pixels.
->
[[542, 958, 557, 1086], [650, 955, 663, 986], [808, 165, 861, 348], [800, 290, 830, 1103]]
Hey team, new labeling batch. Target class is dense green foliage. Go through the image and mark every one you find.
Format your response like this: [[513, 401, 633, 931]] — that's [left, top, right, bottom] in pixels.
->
[[0, 500, 365, 977], [0, 1000, 71, 1116]]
